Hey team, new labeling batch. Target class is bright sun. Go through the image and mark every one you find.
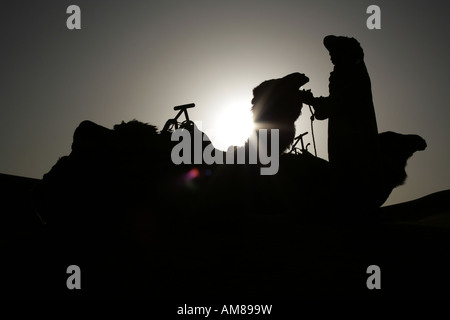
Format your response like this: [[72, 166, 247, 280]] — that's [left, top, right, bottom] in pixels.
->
[[207, 102, 255, 151]]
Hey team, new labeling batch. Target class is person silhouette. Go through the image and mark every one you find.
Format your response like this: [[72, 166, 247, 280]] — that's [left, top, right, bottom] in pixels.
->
[[301, 35, 381, 214]]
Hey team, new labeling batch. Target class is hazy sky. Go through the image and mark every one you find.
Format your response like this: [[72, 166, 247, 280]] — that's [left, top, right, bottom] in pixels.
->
[[1, 0, 449, 205]]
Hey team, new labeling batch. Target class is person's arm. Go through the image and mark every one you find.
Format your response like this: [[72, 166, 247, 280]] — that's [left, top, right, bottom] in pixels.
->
[[300, 91, 335, 120]]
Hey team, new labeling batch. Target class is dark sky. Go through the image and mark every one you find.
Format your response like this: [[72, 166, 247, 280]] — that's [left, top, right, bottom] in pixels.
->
[[1, 0, 449, 205]]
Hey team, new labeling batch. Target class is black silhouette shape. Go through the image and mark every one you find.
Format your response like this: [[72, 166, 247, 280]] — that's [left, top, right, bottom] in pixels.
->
[[34, 67, 428, 231], [13, 37, 435, 299], [300, 35, 426, 212], [202, 72, 330, 216], [251, 72, 309, 153], [301, 35, 380, 212], [162, 103, 196, 132], [377, 131, 427, 205], [289, 131, 312, 155]]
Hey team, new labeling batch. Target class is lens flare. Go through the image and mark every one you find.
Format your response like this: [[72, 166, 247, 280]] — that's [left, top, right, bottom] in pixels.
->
[[186, 167, 200, 179]]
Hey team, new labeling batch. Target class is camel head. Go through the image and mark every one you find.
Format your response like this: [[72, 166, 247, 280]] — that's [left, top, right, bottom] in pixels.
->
[[250, 73, 309, 153], [251, 72, 309, 125]]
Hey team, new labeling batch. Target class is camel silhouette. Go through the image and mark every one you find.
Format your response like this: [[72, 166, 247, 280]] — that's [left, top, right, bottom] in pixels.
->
[[34, 65, 426, 234]]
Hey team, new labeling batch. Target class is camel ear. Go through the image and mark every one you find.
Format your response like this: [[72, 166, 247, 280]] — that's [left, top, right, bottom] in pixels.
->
[[281, 72, 309, 89], [412, 135, 427, 151]]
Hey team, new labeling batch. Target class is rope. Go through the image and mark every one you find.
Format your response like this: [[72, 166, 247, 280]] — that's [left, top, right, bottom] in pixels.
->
[[308, 105, 317, 157]]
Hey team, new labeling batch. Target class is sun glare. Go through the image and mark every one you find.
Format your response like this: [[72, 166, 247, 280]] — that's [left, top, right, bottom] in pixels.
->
[[208, 102, 255, 151]]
